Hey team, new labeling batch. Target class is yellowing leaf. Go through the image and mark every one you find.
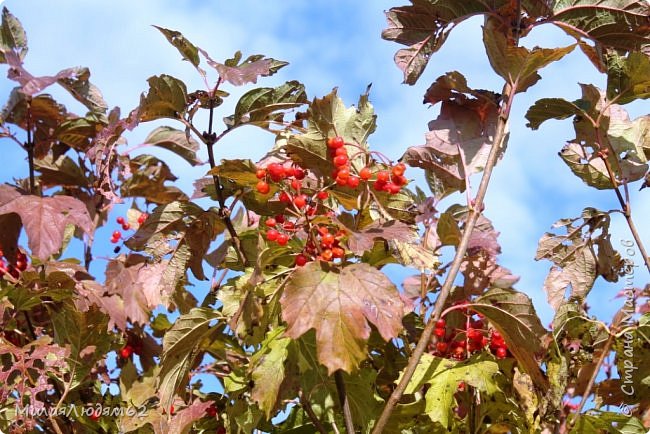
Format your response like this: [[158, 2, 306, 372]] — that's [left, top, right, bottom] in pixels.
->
[[281, 262, 408, 373]]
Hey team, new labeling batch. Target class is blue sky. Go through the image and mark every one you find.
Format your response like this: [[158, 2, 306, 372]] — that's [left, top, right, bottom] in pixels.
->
[[1, 0, 648, 337]]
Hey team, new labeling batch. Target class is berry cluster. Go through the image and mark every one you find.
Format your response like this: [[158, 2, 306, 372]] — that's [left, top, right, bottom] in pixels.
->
[[111, 213, 148, 244], [252, 136, 409, 267], [119, 336, 143, 359], [0, 249, 28, 278], [431, 309, 509, 361]]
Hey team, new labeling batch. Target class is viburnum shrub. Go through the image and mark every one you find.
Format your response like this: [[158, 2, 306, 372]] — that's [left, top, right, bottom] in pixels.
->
[[0, 2, 649, 433]]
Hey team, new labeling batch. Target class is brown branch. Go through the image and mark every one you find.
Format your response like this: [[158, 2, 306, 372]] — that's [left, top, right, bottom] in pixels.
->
[[371, 81, 515, 433], [299, 389, 329, 434], [334, 370, 355, 434]]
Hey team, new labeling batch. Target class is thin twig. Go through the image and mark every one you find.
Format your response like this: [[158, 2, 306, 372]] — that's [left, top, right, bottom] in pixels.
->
[[334, 370, 355, 434], [371, 82, 515, 433], [299, 389, 329, 434]]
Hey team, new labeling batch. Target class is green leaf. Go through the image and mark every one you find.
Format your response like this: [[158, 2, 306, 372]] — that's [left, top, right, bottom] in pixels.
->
[[158, 307, 221, 411], [281, 262, 409, 373], [483, 28, 575, 92], [570, 410, 647, 434], [142, 126, 201, 166], [401, 353, 502, 427], [228, 80, 307, 130], [0, 7, 28, 63], [525, 98, 584, 130], [472, 288, 549, 392], [250, 327, 291, 418], [56, 66, 108, 117], [607, 51, 650, 104], [153, 26, 200, 67], [550, 1, 650, 53], [559, 142, 613, 189], [137, 74, 188, 122]]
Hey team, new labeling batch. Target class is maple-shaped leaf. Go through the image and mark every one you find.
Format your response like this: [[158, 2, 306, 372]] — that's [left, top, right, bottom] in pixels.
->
[[250, 326, 291, 418], [158, 307, 222, 411], [548, 0, 650, 53], [75, 279, 127, 331], [0, 185, 93, 261], [403, 88, 501, 201], [472, 288, 549, 392], [281, 262, 409, 373], [153, 26, 200, 67], [168, 400, 214, 434], [483, 28, 575, 92], [136, 74, 188, 122], [0, 7, 28, 63], [201, 49, 287, 86], [142, 126, 202, 166], [225, 80, 308, 131]]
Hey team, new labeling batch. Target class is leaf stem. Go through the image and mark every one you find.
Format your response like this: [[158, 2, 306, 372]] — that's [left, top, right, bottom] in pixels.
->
[[299, 389, 329, 434], [25, 99, 36, 196], [371, 81, 515, 433], [334, 370, 355, 434]]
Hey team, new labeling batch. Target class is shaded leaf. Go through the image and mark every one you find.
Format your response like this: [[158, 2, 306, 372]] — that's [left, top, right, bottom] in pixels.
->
[[0, 186, 93, 260], [345, 220, 417, 255], [281, 262, 409, 373], [35, 154, 88, 188], [137, 74, 188, 122], [606, 51, 650, 104], [0, 7, 28, 63], [158, 307, 221, 410], [56, 66, 108, 116], [525, 97, 583, 130], [473, 287, 549, 391], [142, 126, 201, 166]]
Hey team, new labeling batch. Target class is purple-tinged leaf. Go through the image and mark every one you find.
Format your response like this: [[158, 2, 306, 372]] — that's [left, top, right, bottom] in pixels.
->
[[142, 126, 201, 166], [0, 7, 28, 63], [153, 25, 200, 68], [346, 220, 417, 255]]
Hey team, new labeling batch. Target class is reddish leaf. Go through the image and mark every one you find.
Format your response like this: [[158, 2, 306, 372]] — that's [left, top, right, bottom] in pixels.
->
[[0, 185, 93, 260], [168, 400, 213, 433], [345, 220, 417, 255], [281, 262, 409, 373]]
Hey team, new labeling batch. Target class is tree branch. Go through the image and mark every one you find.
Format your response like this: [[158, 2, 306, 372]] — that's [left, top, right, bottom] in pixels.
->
[[334, 370, 355, 434], [299, 389, 329, 434], [371, 81, 515, 433]]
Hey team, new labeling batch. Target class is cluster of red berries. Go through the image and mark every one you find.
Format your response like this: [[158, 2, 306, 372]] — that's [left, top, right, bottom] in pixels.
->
[[431, 311, 509, 361], [326, 136, 407, 195], [111, 213, 148, 244], [0, 249, 28, 279]]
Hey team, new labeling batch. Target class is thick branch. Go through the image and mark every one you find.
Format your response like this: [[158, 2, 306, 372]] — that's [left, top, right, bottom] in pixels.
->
[[334, 370, 355, 434], [371, 82, 515, 433]]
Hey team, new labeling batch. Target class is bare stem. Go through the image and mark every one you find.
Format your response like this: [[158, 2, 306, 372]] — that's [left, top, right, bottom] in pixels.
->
[[334, 370, 355, 434], [371, 82, 515, 433], [299, 389, 329, 434], [25, 100, 36, 195]]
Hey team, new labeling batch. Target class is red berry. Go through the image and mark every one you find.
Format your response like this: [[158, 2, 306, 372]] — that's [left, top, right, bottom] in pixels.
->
[[436, 341, 448, 353], [275, 214, 285, 224], [293, 168, 305, 180], [321, 249, 333, 261], [457, 381, 466, 392], [283, 221, 295, 231], [120, 345, 133, 359], [435, 319, 446, 328], [317, 191, 329, 200], [333, 155, 349, 167], [334, 147, 348, 157], [495, 347, 507, 359], [293, 195, 307, 209], [265, 218, 277, 227], [291, 179, 301, 190], [170, 405, 175, 415], [386, 183, 401, 195], [256, 180, 270, 194], [15, 260, 26, 271], [471, 319, 484, 330], [266, 229, 279, 242], [90, 409, 101, 421], [138, 213, 148, 224], [321, 233, 335, 247], [359, 167, 372, 180], [116, 216, 125, 225], [110, 237, 119, 244], [392, 163, 406, 177], [376, 171, 389, 182], [279, 191, 292, 203], [295, 254, 308, 267], [392, 175, 407, 186], [346, 176, 360, 188], [336, 168, 350, 179], [434, 327, 446, 337], [467, 328, 483, 342], [276, 233, 289, 246], [335, 176, 348, 186], [373, 180, 386, 191], [255, 168, 267, 179], [332, 247, 345, 259], [206, 405, 218, 417], [112, 231, 122, 239], [327, 136, 344, 149], [122, 223, 131, 231], [268, 163, 285, 179]]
